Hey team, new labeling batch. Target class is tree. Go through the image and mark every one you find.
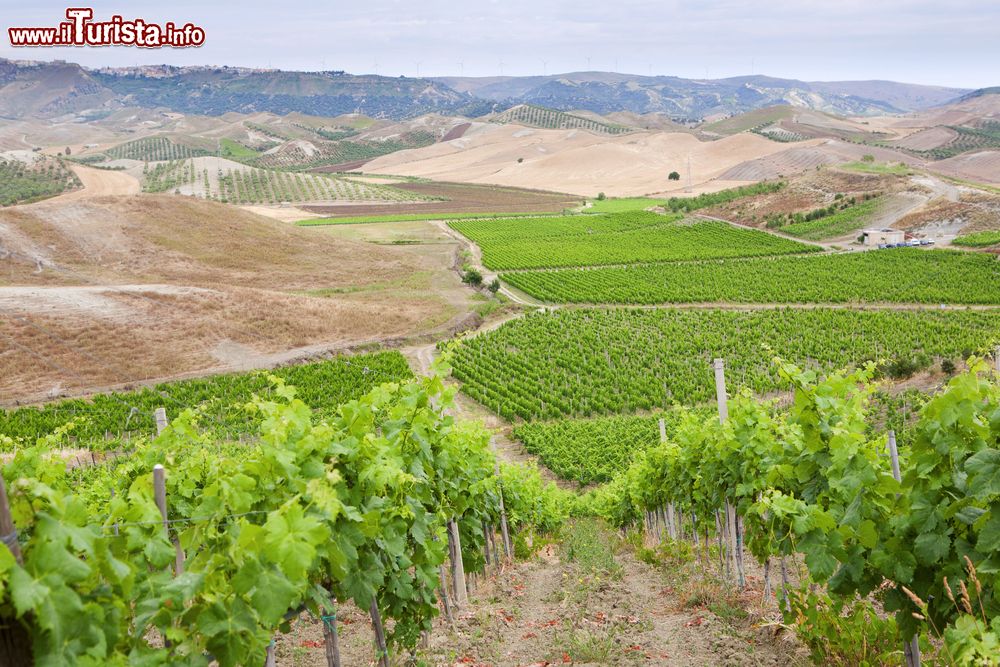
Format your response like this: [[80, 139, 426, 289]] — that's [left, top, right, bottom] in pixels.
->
[[462, 268, 483, 287], [488, 278, 501, 294], [596, 192, 606, 201], [65, 147, 71, 156], [668, 171, 681, 181]]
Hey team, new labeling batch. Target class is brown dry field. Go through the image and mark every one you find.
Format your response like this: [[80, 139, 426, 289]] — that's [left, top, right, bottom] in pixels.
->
[[301, 180, 582, 217], [363, 123, 821, 197], [932, 150, 1000, 185], [0, 194, 477, 402]]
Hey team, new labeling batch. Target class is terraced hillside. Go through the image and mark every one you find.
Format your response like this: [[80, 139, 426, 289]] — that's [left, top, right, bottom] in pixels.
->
[[141, 157, 435, 204], [490, 104, 632, 135], [105, 136, 211, 161]]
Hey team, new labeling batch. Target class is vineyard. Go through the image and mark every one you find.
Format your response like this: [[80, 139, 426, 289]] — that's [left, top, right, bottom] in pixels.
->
[[781, 196, 885, 240], [585, 197, 663, 213], [0, 366, 572, 665], [0, 158, 80, 205], [105, 136, 210, 161], [490, 104, 631, 135], [449, 307, 1000, 420], [142, 158, 433, 203], [450, 213, 817, 270], [512, 390, 932, 487], [254, 132, 438, 170], [0, 352, 412, 446], [750, 124, 806, 143], [952, 229, 1000, 248], [500, 247, 1000, 304], [512, 412, 692, 485], [585, 359, 1000, 666]]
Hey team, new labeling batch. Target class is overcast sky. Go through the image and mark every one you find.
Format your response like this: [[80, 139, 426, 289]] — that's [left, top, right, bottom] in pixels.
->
[[1, 1, 996, 88]]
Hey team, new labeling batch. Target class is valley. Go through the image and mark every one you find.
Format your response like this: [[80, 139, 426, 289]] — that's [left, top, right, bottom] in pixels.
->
[[1, 50, 999, 667]]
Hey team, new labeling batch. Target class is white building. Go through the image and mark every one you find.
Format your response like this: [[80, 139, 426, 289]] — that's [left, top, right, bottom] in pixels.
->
[[861, 228, 905, 246]]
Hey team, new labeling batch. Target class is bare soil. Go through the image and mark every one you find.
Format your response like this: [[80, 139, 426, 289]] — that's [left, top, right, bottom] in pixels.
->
[[362, 124, 819, 197], [301, 181, 581, 218], [0, 196, 480, 402], [275, 522, 804, 667]]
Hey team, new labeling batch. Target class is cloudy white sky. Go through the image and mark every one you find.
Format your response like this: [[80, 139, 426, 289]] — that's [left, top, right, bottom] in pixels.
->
[[1, 1, 997, 88]]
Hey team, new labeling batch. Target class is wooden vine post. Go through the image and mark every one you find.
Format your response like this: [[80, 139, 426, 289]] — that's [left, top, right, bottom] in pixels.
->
[[493, 459, 513, 559], [888, 430, 922, 667], [154, 407, 169, 436], [714, 358, 745, 588], [438, 563, 453, 623], [0, 475, 33, 666], [152, 465, 184, 576], [369, 598, 389, 667], [322, 604, 342, 667], [448, 520, 469, 608]]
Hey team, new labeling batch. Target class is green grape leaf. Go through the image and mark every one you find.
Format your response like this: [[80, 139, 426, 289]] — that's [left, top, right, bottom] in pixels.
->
[[914, 532, 950, 565]]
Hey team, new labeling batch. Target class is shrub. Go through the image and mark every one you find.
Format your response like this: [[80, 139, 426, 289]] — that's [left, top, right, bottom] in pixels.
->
[[488, 278, 501, 293], [462, 268, 483, 287], [668, 171, 681, 181]]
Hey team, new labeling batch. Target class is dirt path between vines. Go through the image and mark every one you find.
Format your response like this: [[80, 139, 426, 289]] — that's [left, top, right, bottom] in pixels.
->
[[276, 520, 802, 666], [401, 328, 568, 487]]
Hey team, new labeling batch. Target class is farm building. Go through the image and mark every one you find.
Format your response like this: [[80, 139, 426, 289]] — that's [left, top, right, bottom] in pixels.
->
[[861, 228, 906, 246]]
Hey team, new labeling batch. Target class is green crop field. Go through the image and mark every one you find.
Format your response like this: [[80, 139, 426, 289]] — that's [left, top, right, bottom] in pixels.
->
[[451, 308, 1000, 421], [501, 248, 1000, 305], [450, 213, 817, 270], [513, 412, 697, 484], [219, 137, 261, 161], [585, 197, 663, 213], [0, 351, 412, 446], [952, 230, 1000, 248], [296, 211, 564, 226], [105, 136, 210, 161], [514, 391, 932, 485], [0, 158, 80, 205], [782, 197, 884, 240], [839, 161, 913, 175]]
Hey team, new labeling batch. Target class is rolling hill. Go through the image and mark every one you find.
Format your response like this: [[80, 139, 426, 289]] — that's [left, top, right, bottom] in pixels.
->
[[0, 58, 975, 122]]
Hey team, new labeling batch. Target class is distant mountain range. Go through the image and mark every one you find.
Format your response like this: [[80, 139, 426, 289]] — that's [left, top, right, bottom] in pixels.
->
[[435, 73, 968, 117], [0, 58, 979, 121]]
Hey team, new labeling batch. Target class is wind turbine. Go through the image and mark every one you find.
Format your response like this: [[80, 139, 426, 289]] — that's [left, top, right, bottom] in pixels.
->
[[586, 56, 592, 71], [458, 61, 464, 76], [542, 59, 548, 75], [499, 60, 505, 76], [374, 60, 379, 76], [415, 61, 422, 78]]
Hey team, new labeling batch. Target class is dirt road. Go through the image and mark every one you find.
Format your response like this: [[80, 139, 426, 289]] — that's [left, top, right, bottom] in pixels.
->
[[62, 164, 141, 199]]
